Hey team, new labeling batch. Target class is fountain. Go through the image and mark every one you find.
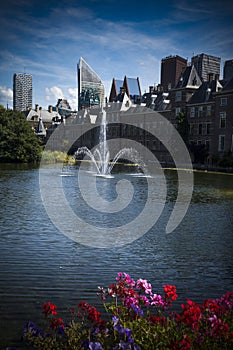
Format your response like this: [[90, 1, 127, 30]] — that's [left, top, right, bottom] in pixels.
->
[[74, 108, 146, 177]]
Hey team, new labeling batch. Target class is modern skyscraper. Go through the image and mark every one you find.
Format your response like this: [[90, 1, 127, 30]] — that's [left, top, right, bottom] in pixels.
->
[[223, 59, 233, 81], [13, 73, 32, 111], [77, 57, 105, 110], [160, 55, 187, 90], [191, 53, 221, 82]]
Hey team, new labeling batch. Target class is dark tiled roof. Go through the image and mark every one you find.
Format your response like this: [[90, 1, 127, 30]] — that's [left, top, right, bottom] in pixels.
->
[[221, 77, 233, 91], [188, 80, 221, 104], [141, 90, 171, 111]]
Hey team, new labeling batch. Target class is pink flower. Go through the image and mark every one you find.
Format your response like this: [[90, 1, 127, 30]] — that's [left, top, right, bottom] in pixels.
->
[[136, 278, 152, 295], [139, 295, 150, 306], [151, 294, 165, 307], [116, 272, 135, 287], [208, 314, 218, 327]]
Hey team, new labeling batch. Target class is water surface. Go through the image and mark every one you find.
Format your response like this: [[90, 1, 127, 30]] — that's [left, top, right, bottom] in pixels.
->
[[0, 164, 233, 348]]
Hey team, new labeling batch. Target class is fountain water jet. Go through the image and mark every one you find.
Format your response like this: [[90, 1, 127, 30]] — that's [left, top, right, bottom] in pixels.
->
[[74, 108, 146, 176]]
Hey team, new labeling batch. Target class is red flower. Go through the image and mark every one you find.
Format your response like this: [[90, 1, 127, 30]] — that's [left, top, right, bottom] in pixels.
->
[[42, 302, 57, 317], [147, 315, 167, 326], [50, 317, 64, 330], [163, 285, 178, 305], [78, 301, 102, 324], [176, 299, 202, 331]]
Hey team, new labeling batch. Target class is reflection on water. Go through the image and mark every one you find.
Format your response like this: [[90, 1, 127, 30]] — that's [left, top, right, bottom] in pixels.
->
[[0, 164, 233, 348]]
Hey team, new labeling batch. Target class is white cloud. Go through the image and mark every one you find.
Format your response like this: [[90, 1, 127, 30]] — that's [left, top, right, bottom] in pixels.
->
[[68, 88, 78, 110], [45, 86, 64, 104], [0, 86, 13, 105]]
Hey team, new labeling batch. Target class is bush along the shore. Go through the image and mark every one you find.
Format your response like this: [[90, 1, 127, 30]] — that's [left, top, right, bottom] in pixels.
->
[[11, 272, 233, 349], [0, 106, 42, 163]]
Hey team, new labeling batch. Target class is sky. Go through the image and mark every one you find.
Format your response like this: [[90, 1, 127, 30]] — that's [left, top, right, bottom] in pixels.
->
[[0, 0, 233, 110]]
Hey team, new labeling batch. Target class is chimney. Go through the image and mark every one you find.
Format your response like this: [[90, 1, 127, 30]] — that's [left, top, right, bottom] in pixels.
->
[[35, 104, 39, 112], [149, 86, 154, 93], [208, 73, 214, 82], [48, 105, 53, 113], [120, 87, 125, 94]]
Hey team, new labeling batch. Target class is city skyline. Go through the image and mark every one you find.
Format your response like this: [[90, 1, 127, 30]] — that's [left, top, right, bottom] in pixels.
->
[[0, 0, 233, 110]]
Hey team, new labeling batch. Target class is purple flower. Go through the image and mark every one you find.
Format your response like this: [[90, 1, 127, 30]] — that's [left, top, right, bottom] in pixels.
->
[[112, 315, 119, 326], [23, 321, 43, 337], [130, 304, 144, 316], [114, 324, 125, 334], [89, 342, 104, 350], [124, 328, 132, 339]]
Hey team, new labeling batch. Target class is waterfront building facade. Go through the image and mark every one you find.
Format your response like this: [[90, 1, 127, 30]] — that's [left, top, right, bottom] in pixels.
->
[[13, 73, 32, 111], [77, 57, 105, 110]]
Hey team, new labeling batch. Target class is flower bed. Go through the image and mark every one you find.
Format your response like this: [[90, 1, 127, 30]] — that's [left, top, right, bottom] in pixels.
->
[[8, 272, 233, 349]]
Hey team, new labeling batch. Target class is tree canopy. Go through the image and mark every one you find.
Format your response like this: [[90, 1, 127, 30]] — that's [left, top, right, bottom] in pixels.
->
[[0, 105, 42, 163]]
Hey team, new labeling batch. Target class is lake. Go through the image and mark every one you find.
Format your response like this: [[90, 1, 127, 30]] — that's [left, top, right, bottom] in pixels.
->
[[0, 163, 233, 348]]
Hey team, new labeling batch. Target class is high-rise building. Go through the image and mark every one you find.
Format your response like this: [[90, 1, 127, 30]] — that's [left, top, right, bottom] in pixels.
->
[[191, 53, 220, 82], [223, 59, 233, 81], [77, 57, 105, 110], [160, 55, 187, 90], [13, 73, 32, 111]]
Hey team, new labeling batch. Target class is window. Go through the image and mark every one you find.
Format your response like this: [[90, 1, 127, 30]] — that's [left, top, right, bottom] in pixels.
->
[[220, 112, 226, 128], [190, 107, 195, 118], [206, 105, 211, 116], [206, 123, 211, 135], [220, 97, 227, 106], [189, 123, 194, 135], [205, 140, 210, 151], [218, 135, 225, 152], [175, 107, 181, 117], [198, 123, 203, 135], [198, 106, 203, 117], [175, 91, 182, 102]]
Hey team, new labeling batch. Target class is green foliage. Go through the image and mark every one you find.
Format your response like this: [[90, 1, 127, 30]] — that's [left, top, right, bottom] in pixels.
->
[[0, 106, 42, 163], [218, 151, 233, 167], [176, 112, 189, 145], [42, 150, 75, 163]]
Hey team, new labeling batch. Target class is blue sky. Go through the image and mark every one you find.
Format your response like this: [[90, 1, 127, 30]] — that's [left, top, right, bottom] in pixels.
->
[[0, 0, 232, 110]]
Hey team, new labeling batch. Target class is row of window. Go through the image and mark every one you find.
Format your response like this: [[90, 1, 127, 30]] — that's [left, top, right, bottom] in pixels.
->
[[176, 91, 228, 106], [188, 98, 228, 118], [190, 134, 233, 153], [190, 113, 227, 135], [189, 105, 212, 118], [190, 123, 211, 136]]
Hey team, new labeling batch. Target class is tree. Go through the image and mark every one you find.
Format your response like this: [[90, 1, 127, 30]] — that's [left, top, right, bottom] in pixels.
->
[[0, 105, 42, 162], [176, 111, 189, 145]]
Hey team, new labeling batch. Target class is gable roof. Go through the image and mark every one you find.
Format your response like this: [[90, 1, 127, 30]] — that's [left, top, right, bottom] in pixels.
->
[[109, 76, 142, 103], [175, 65, 202, 89]]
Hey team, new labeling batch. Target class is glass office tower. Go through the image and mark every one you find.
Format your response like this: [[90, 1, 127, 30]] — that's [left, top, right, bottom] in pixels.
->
[[77, 57, 105, 110]]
